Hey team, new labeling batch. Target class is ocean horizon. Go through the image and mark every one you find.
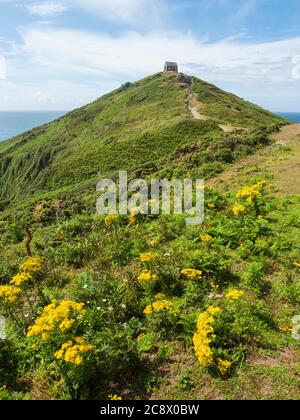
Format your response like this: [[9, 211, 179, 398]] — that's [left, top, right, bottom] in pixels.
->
[[276, 112, 300, 123], [0, 110, 299, 142], [0, 111, 67, 142]]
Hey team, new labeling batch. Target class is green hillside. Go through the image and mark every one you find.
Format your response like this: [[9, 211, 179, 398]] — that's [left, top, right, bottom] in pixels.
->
[[1, 73, 299, 402], [0, 72, 286, 215]]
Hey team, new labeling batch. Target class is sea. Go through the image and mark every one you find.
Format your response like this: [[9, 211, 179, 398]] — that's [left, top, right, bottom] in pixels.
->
[[277, 112, 300, 123], [0, 111, 67, 142], [0, 111, 299, 143]]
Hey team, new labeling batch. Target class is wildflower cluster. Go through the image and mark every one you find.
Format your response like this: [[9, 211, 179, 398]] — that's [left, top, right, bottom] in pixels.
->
[[108, 394, 122, 400], [140, 252, 158, 263], [236, 181, 267, 204], [10, 256, 43, 287], [232, 204, 246, 217], [137, 269, 158, 284], [0, 285, 21, 304], [20, 257, 43, 274], [217, 358, 232, 376], [54, 337, 93, 366], [226, 289, 245, 300], [143, 297, 173, 316], [181, 268, 203, 280], [27, 300, 85, 341], [10, 272, 32, 287], [193, 306, 222, 368]]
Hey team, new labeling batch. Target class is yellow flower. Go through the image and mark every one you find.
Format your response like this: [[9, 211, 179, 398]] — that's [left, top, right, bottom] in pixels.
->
[[104, 214, 118, 226], [10, 272, 32, 286], [193, 306, 223, 367], [137, 269, 158, 284], [55, 338, 93, 365], [236, 181, 267, 204], [207, 306, 223, 316], [20, 257, 43, 274], [217, 358, 232, 376], [27, 300, 85, 340], [108, 394, 122, 400], [0, 285, 21, 304], [201, 234, 213, 243], [232, 204, 246, 216], [181, 268, 203, 280], [226, 289, 245, 300], [59, 319, 75, 332], [208, 203, 215, 209], [140, 252, 158, 263], [143, 300, 173, 316]]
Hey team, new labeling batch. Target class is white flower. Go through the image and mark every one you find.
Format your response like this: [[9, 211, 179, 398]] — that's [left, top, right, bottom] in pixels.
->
[[108, 307, 113, 312], [121, 304, 126, 309], [97, 307, 101, 311], [83, 284, 88, 289]]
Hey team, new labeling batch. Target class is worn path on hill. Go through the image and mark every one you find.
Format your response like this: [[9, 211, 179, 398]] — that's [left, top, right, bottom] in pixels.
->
[[210, 124, 300, 196]]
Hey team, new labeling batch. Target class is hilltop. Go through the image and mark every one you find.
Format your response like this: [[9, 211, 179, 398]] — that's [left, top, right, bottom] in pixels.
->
[[0, 72, 287, 216]]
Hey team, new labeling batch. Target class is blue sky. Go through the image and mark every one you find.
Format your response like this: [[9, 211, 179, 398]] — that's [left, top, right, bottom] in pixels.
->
[[0, 0, 300, 111]]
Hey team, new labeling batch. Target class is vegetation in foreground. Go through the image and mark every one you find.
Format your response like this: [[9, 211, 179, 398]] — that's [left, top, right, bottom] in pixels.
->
[[0, 167, 299, 400], [0, 73, 299, 400]]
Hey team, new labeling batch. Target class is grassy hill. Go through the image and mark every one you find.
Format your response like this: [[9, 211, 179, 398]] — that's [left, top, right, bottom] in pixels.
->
[[0, 72, 286, 215], [0, 73, 299, 401]]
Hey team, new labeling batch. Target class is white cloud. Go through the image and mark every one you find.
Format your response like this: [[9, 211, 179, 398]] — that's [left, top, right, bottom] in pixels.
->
[[18, 26, 300, 83], [2, 25, 300, 110], [0, 55, 7, 79], [26, 1, 68, 17]]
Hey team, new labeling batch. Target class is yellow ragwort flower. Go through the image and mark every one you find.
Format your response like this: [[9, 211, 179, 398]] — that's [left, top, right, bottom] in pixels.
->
[[181, 268, 203, 280], [207, 306, 223, 316], [236, 181, 267, 204], [0, 285, 21, 304], [140, 252, 158, 263], [55, 338, 93, 366], [137, 269, 158, 284], [226, 289, 245, 300], [217, 358, 232, 376], [193, 306, 223, 367], [143, 300, 173, 316], [232, 204, 246, 216], [108, 394, 122, 400], [201, 234, 213, 243], [20, 256, 43, 274], [10, 272, 32, 286], [27, 300, 85, 340]]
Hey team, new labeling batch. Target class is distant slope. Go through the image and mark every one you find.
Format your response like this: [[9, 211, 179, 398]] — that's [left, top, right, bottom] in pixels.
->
[[0, 72, 287, 212]]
